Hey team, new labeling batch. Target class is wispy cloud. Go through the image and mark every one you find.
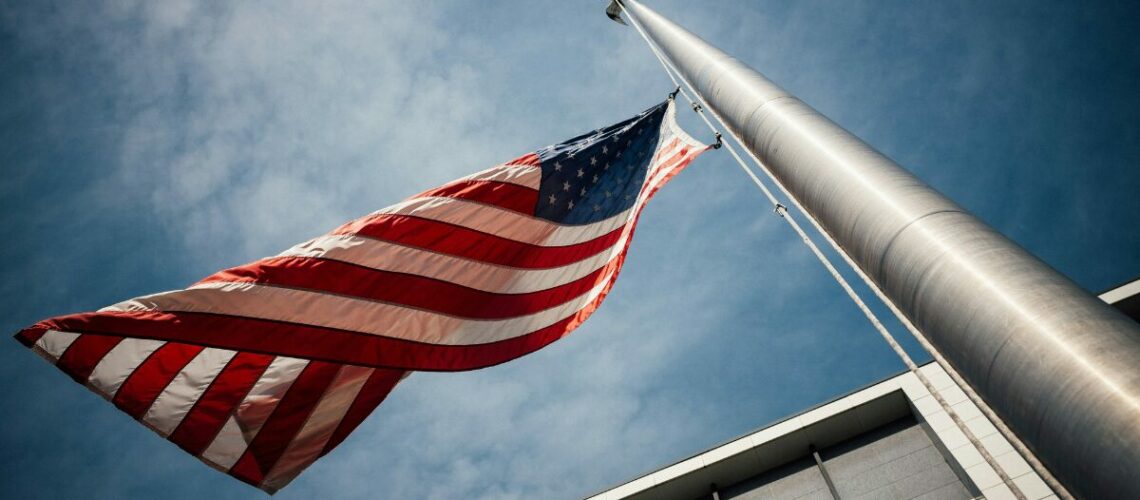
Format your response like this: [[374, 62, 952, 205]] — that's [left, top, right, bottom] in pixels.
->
[[3, 0, 1138, 498]]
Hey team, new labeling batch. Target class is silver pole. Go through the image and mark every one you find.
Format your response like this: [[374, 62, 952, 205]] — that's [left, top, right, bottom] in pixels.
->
[[617, 1, 1140, 498]]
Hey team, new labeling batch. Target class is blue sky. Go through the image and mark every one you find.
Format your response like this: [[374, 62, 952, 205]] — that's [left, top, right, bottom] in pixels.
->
[[2, 0, 1138, 498]]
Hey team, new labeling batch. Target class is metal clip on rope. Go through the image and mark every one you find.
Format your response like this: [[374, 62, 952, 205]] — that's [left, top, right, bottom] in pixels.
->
[[617, 3, 1041, 498]]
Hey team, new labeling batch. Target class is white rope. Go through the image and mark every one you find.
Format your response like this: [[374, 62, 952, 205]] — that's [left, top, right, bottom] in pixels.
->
[[720, 108, 1072, 499], [616, 4, 1045, 498]]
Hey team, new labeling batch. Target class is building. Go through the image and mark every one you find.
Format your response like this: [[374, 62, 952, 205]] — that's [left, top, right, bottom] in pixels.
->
[[589, 277, 1140, 500]]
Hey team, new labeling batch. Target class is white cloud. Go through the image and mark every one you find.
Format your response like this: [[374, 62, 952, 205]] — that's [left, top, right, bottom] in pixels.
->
[[39, 0, 505, 264], [1, 1, 931, 498]]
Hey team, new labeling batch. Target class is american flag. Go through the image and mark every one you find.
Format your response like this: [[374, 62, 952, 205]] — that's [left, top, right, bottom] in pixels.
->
[[14, 99, 708, 493]]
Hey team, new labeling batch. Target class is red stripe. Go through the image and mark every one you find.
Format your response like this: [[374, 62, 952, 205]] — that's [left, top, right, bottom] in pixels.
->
[[319, 368, 404, 457], [56, 334, 123, 383], [646, 147, 702, 199], [24, 149, 703, 374], [112, 342, 204, 418], [326, 142, 691, 269], [25, 150, 706, 372], [229, 361, 342, 488], [198, 255, 613, 319], [331, 214, 624, 269], [415, 179, 538, 214], [167, 352, 275, 455], [14, 327, 47, 347], [505, 152, 541, 167], [38, 307, 567, 371], [646, 144, 693, 184], [33, 224, 635, 372]]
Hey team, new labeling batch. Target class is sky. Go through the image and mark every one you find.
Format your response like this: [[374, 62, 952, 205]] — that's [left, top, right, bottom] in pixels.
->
[[1, 0, 1138, 498]]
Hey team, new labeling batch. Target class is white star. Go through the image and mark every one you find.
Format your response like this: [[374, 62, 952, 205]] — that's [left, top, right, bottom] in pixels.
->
[[611, 135, 620, 143], [580, 187, 586, 196], [563, 181, 570, 191], [568, 200, 575, 210], [602, 145, 609, 154], [604, 163, 610, 170], [593, 204, 601, 212], [592, 174, 598, 183], [626, 139, 632, 146], [616, 151, 623, 158], [604, 190, 612, 198], [638, 150, 646, 158], [625, 194, 633, 201], [548, 194, 557, 205], [577, 168, 584, 178], [554, 162, 562, 172], [590, 157, 597, 166]]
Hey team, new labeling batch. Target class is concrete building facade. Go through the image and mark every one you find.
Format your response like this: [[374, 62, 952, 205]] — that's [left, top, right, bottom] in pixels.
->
[[589, 277, 1140, 500]]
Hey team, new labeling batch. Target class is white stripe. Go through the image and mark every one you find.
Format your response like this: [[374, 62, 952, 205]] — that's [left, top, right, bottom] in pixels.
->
[[200, 356, 310, 470], [278, 231, 620, 294], [457, 163, 541, 189], [87, 338, 166, 398], [230, 356, 309, 439], [101, 147, 704, 347], [367, 136, 690, 248], [143, 348, 238, 436], [661, 101, 705, 151], [261, 365, 374, 491], [643, 142, 695, 196], [368, 140, 681, 259], [106, 273, 615, 345], [200, 417, 247, 470], [263, 141, 696, 295], [363, 196, 632, 247], [33, 330, 81, 363], [322, 139, 687, 263]]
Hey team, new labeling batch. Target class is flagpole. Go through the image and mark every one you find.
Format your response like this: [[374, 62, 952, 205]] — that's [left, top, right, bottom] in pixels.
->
[[613, 2, 1140, 499], [616, 6, 1055, 498]]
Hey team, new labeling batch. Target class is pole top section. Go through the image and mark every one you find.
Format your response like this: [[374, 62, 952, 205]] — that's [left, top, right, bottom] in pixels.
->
[[605, 0, 627, 25]]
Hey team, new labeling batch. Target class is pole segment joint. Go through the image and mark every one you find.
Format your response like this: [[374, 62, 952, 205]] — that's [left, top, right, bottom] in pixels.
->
[[616, 1, 1140, 498]]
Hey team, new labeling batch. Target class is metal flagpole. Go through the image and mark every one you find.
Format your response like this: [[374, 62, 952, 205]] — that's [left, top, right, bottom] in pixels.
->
[[618, 8, 1033, 499], [612, 2, 1140, 499], [616, 7, 1061, 498]]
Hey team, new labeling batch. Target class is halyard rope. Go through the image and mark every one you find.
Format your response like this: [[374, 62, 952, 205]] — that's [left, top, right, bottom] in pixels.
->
[[614, 2, 1068, 497]]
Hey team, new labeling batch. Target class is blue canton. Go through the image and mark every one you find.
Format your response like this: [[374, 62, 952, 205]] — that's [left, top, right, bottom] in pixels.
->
[[534, 101, 668, 225]]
